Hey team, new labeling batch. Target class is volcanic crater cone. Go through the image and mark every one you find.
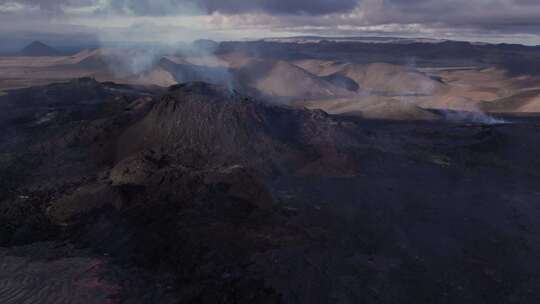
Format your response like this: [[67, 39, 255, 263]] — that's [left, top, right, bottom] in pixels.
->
[[119, 82, 364, 177]]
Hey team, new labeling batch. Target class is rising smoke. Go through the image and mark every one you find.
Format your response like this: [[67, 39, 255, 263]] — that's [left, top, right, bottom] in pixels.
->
[[88, 16, 237, 90], [398, 57, 506, 125]]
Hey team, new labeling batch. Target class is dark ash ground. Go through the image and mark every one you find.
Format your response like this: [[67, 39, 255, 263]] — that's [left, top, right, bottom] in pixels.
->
[[1, 79, 540, 303]]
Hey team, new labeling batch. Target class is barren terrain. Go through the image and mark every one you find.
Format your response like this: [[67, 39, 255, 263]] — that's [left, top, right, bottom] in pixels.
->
[[1, 39, 540, 303], [2, 39, 540, 121]]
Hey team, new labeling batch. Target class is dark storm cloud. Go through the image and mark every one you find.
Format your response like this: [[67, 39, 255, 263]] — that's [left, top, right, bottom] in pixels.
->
[[1, 0, 540, 44], [375, 0, 540, 29], [0, 0, 94, 12], [197, 0, 359, 15], [0, 0, 360, 15], [108, 0, 359, 15], [3, 0, 540, 26]]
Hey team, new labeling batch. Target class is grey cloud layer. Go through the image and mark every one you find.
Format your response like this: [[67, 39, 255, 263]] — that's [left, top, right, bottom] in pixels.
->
[[377, 0, 540, 29], [1, 0, 540, 43], [206, 0, 358, 15], [0, 0, 360, 15], [4, 0, 540, 25], [2, 0, 95, 12]]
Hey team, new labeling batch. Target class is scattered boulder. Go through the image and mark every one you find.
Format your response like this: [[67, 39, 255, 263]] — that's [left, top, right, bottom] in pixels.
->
[[204, 165, 274, 210]]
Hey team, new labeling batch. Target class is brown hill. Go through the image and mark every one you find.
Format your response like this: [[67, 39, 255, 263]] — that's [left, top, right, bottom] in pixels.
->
[[235, 60, 353, 102], [481, 89, 540, 113], [341, 63, 444, 95], [296, 96, 439, 121], [292, 59, 347, 76], [294, 60, 444, 96]]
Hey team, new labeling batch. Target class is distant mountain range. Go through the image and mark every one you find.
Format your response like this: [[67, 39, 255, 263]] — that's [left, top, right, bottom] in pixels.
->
[[261, 36, 449, 45], [18, 41, 62, 56]]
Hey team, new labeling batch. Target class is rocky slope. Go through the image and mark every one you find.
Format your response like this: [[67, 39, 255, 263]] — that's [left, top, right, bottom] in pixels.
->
[[235, 60, 354, 102], [1, 79, 540, 303]]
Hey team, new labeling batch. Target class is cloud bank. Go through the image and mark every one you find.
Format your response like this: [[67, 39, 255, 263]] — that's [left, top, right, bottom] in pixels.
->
[[1, 0, 540, 47]]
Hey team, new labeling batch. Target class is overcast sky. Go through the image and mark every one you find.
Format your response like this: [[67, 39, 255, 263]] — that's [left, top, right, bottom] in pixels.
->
[[1, 0, 540, 49]]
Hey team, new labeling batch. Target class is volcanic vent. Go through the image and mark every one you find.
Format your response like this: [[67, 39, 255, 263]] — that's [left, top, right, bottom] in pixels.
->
[[118, 82, 365, 177]]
